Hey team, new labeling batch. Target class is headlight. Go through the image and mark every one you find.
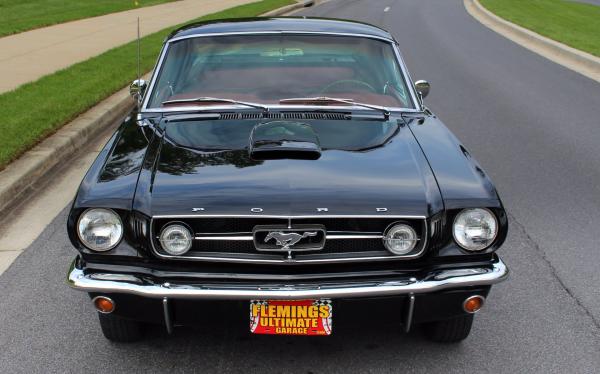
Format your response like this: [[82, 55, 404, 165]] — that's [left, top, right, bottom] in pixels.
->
[[383, 223, 418, 255], [453, 208, 498, 251], [77, 208, 123, 251], [160, 224, 192, 255]]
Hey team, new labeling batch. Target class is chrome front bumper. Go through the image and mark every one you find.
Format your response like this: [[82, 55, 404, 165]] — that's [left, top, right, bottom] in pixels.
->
[[67, 258, 508, 300]]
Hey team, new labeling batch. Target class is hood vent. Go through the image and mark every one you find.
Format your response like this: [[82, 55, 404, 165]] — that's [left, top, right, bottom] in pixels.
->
[[249, 121, 322, 160], [219, 112, 350, 121]]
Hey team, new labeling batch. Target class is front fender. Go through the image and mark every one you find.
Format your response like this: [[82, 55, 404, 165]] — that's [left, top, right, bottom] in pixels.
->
[[405, 113, 502, 209]]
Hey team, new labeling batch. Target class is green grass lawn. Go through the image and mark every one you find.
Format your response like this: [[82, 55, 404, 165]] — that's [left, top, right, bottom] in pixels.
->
[[0, 0, 293, 169], [480, 0, 600, 57], [0, 0, 179, 37]]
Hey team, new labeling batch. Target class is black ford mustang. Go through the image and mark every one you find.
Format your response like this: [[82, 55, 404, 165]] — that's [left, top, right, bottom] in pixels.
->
[[67, 17, 508, 342]]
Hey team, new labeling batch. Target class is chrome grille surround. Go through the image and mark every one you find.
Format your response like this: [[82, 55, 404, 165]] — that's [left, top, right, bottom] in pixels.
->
[[150, 215, 429, 264]]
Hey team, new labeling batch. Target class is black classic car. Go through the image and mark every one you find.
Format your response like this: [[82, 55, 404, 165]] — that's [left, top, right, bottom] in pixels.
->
[[67, 17, 508, 342]]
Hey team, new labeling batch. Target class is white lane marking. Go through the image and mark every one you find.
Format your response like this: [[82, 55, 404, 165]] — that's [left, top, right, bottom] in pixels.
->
[[384, 6, 390, 12]]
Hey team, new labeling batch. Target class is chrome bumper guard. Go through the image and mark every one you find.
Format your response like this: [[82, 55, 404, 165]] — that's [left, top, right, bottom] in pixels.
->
[[67, 259, 508, 300]]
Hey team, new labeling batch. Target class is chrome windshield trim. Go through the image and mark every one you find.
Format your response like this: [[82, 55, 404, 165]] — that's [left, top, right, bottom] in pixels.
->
[[141, 43, 168, 109], [391, 43, 420, 110], [167, 31, 396, 44], [141, 105, 421, 114], [67, 258, 509, 300], [141, 31, 418, 111]]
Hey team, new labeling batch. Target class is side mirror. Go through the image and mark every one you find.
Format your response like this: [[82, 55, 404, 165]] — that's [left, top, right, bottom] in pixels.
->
[[130, 79, 147, 102], [414, 80, 430, 99]]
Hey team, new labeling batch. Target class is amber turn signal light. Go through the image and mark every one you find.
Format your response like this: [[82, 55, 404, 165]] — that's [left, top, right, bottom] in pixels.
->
[[93, 296, 115, 314], [463, 295, 485, 313]]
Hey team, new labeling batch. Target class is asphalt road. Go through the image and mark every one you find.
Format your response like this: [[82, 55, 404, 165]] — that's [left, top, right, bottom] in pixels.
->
[[579, 0, 600, 6], [1, 0, 599, 373]]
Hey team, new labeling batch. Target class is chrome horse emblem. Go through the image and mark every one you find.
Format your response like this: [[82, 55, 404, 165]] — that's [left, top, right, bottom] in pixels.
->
[[264, 231, 317, 250]]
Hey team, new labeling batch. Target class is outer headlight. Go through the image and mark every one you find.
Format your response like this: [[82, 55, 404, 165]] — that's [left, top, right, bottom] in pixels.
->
[[77, 208, 123, 252], [159, 224, 192, 255], [453, 208, 498, 251], [383, 223, 418, 255]]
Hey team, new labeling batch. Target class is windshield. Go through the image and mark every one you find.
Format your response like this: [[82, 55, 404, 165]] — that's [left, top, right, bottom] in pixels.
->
[[147, 34, 414, 109]]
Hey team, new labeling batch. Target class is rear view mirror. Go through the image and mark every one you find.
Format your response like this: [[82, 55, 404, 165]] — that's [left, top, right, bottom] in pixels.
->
[[129, 79, 147, 102], [415, 80, 430, 99]]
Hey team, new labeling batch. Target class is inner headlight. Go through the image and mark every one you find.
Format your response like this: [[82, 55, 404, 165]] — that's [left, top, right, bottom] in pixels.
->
[[383, 223, 418, 255], [77, 208, 123, 252], [160, 224, 192, 255], [453, 208, 498, 251]]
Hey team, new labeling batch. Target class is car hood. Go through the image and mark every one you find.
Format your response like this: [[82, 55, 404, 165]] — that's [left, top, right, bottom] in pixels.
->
[[136, 123, 443, 217]]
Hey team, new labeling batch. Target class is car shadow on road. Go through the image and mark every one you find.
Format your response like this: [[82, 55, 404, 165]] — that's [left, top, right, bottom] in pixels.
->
[[124, 309, 466, 373]]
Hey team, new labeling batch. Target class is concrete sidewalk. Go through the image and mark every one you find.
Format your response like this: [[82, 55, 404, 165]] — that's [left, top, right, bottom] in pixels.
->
[[0, 0, 254, 94]]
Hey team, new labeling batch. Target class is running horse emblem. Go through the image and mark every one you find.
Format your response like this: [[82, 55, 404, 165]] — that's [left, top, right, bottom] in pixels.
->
[[264, 231, 317, 250]]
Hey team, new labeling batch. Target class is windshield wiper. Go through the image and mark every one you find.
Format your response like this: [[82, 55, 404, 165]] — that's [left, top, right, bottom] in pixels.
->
[[162, 97, 268, 112], [279, 97, 390, 120]]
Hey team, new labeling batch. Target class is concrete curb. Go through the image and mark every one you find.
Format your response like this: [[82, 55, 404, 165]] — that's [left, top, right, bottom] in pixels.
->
[[0, 0, 316, 216], [465, 0, 600, 83], [262, 0, 314, 16], [0, 86, 134, 215]]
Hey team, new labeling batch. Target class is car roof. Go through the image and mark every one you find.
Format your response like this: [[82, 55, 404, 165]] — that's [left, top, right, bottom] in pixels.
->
[[167, 17, 394, 41]]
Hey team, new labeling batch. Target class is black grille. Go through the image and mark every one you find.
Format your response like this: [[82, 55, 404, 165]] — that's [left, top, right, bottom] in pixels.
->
[[191, 238, 385, 254], [323, 239, 384, 253], [153, 218, 287, 234], [294, 218, 399, 233], [152, 216, 427, 262], [192, 240, 254, 253], [152, 217, 405, 235]]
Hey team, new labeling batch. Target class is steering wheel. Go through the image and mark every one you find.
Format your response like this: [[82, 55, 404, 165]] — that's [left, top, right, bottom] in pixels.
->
[[320, 79, 377, 94]]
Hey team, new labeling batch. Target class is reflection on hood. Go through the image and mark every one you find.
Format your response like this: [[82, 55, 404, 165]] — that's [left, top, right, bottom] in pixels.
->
[[163, 118, 399, 152]]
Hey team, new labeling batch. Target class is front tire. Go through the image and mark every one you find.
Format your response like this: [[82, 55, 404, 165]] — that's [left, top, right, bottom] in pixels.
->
[[98, 313, 143, 342], [422, 314, 474, 343]]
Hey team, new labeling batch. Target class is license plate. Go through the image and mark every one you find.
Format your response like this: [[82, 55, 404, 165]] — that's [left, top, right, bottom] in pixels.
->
[[250, 300, 333, 336]]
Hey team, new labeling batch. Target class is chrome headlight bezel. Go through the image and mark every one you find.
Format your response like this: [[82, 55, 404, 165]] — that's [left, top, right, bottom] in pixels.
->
[[159, 223, 193, 256], [452, 208, 498, 252], [77, 208, 123, 252], [383, 222, 419, 255]]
